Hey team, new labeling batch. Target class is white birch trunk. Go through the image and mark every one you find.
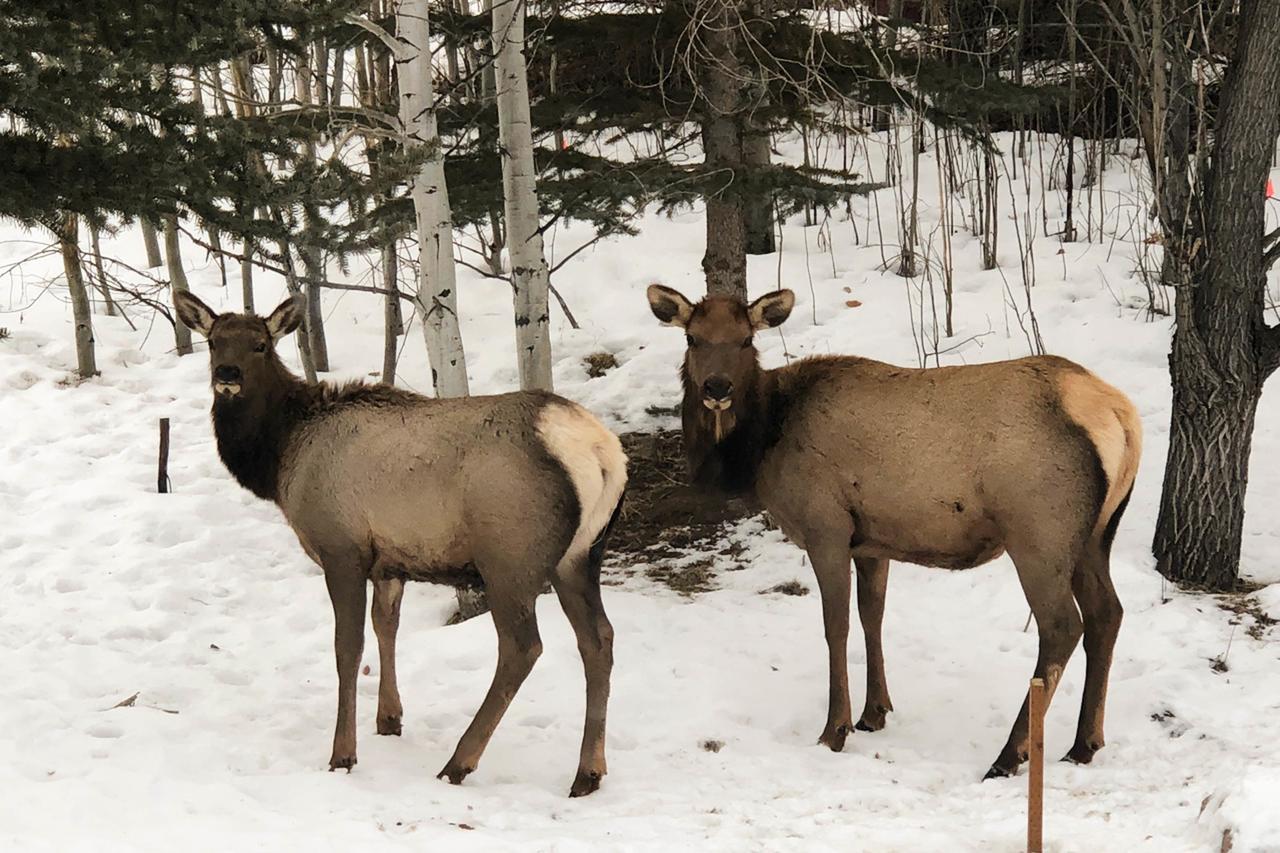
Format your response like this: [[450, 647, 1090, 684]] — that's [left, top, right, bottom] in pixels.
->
[[492, 0, 553, 391], [396, 0, 470, 397]]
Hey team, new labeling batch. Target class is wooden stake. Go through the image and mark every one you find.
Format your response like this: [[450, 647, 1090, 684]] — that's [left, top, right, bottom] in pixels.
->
[[158, 417, 171, 494], [1028, 676, 1046, 853]]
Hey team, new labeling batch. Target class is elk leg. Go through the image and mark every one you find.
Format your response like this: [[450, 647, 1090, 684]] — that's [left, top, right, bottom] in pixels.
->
[[438, 594, 542, 786], [552, 561, 615, 797], [1064, 544, 1122, 765], [371, 577, 405, 736], [853, 556, 893, 732], [325, 567, 367, 772], [809, 536, 855, 752], [986, 556, 1082, 779]]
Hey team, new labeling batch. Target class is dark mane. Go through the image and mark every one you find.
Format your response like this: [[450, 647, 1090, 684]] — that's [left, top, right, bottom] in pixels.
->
[[681, 355, 856, 496], [212, 363, 426, 503]]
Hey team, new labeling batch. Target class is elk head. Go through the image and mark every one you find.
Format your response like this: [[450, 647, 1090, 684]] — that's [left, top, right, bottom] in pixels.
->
[[174, 291, 303, 400], [647, 284, 794, 438]]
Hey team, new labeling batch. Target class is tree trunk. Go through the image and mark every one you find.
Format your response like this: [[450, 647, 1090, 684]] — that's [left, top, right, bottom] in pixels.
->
[[240, 240, 255, 313], [88, 226, 117, 317], [382, 240, 403, 384], [493, 0, 554, 391], [141, 219, 163, 269], [162, 213, 194, 356], [59, 213, 97, 378], [295, 48, 330, 372], [399, 0, 471, 397], [743, 119, 775, 255], [1153, 0, 1280, 590], [695, 0, 747, 299]]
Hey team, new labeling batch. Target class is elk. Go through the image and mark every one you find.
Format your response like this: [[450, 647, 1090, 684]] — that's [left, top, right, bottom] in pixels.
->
[[647, 285, 1141, 779], [175, 291, 627, 797]]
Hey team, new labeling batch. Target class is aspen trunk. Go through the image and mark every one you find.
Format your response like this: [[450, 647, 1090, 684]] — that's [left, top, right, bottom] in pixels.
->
[[492, 0, 553, 390], [162, 213, 194, 356], [59, 213, 97, 378], [398, 0, 471, 397]]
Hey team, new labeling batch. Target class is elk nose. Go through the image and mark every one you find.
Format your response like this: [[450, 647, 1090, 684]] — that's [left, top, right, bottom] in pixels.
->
[[214, 365, 242, 383], [703, 377, 733, 401]]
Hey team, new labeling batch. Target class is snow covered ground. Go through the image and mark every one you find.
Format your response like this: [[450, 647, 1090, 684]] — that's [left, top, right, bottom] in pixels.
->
[[3, 132, 1280, 851]]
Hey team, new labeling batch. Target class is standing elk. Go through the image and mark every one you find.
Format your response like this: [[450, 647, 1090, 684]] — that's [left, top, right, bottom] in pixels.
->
[[647, 285, 1141, 779], [175, 291, 627, 797]]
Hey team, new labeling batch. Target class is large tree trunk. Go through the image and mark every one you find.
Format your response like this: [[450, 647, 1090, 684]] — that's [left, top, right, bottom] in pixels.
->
[[58, 213, 97, 378], [493, 0, 554, 391], [1152, 0, 1280, 590], [162, 213, 194, 356], [695, 0, 747, 299], [398, 0, 471, 397]]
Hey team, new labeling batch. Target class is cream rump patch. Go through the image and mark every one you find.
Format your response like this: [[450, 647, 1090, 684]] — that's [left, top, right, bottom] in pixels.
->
[[536, 402, 628, 566]]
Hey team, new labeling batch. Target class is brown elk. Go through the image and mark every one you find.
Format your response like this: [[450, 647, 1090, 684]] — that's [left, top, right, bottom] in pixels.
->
[[647, 284, 1141, 779], [175, 291, 627, 797]]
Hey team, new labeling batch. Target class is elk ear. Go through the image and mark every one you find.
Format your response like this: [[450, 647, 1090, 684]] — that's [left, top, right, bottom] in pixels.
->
[[747, 290, 795, 331], [173, 290, 217, 338], [647, 284, 694, 328], [265, 296, 304, 340]]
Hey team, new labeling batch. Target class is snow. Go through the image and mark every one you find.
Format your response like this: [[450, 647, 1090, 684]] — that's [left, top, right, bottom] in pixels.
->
[[3, 131, 1280, 851]]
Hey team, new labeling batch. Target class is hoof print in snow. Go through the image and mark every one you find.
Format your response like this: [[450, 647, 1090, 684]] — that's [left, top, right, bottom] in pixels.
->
[[699, 739, 724, 753]]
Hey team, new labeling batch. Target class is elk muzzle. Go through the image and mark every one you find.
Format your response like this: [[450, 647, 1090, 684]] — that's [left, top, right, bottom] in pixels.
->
[[213, 364, 243, 397], [702, 377, 734, 412]]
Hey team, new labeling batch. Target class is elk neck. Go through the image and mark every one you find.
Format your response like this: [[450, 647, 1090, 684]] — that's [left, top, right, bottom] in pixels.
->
[[680, 354, 783, 495], [210, 358, 312, 503]]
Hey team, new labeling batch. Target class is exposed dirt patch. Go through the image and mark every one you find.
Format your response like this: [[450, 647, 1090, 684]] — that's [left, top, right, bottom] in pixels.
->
[[761, 580, 809, 597], [603, 429, 756, 595], [1217, 593, 1278, 641], [583, 351, 619, 378]]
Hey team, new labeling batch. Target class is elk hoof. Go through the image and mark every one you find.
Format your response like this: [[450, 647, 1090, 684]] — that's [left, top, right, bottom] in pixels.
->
[[855, 705, 890, 732], [329, 754, 357, 773], [376, 715, 402, 736], [818, 723, 851, 752], [982, 763, 1016, 781], [1062, 741, 1101, 765], [569, 769, 603, 798], [437, 761, 474, 786]]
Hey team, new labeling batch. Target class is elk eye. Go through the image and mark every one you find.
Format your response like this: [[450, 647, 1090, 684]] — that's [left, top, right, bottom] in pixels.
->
[[685, 334, 697, 348], [254, 342, 267, 353], [741, 336, 753, 349]]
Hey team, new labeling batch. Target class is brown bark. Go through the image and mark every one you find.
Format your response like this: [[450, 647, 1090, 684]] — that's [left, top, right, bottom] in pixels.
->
[[1153, 0, 1280, 590], [743, 123, 775, 255], [59, 213, 97, 378], [694, 0, 747, 299]]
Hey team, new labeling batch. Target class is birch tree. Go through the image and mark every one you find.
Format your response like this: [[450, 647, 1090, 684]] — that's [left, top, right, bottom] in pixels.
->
[[395, 0, 470, 396], [492, 0, 553, 391]]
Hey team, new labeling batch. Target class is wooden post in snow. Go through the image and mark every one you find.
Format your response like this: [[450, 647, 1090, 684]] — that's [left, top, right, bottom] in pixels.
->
[[1027, 676, 1046, 853], [158, 418, 171, 494]]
